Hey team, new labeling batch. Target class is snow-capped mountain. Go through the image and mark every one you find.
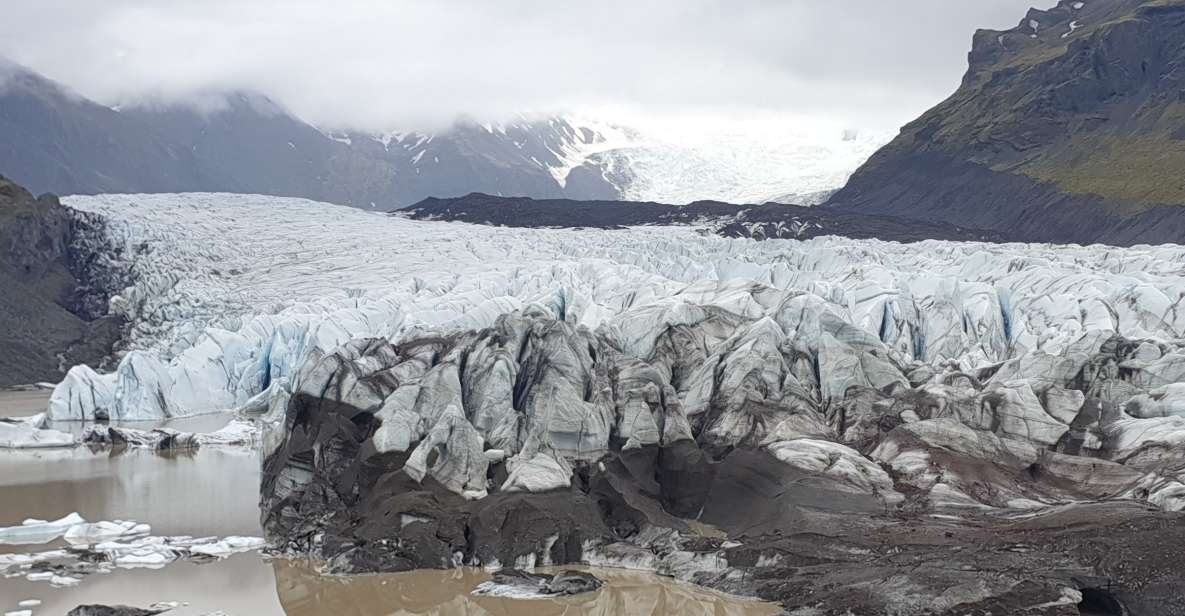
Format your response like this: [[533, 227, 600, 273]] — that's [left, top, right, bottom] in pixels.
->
[[1, 60, 885, 208], [317, 115, 639, 207]]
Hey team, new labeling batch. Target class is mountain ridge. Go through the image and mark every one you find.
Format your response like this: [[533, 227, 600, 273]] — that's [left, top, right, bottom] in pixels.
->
[[827, 0, 1185, 245], [1, 61, 881, 210], [0, 61, 628, 208]]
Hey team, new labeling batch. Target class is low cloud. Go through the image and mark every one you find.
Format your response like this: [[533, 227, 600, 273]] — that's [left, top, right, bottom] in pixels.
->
[[0, 0, 1039, 132]]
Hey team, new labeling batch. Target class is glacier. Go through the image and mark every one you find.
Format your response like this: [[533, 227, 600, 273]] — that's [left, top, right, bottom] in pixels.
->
[[49, 192, 1185, 425], [601, 122, 892, 206], [38, 192, 1185, 613]]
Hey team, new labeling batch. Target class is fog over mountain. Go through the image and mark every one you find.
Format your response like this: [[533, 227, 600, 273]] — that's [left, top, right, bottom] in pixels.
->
[[1, 0, 1036, 134]]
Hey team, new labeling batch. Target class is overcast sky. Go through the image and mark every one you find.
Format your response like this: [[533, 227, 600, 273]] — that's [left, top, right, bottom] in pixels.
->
[[0, 0, 1042, 133]]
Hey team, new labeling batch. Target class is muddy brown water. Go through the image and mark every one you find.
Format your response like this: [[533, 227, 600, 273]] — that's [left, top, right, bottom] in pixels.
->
[[0, 418, 780, 615], [0, 389, 53, 418]]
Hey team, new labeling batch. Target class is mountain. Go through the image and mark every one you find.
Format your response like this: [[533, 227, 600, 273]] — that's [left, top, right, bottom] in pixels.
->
[[828, 0, 1185, 245], [403, 192, 1004, 242], [0, 62, 628, 208], [0, 175, 120, 386], [0, 61, 882, 209], [0, 63, 194, 196], [318, 117, 631, 207]]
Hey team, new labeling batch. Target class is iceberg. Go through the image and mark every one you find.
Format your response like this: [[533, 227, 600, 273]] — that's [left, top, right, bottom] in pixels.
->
[[0, 418, 75, 449], [0, 513, 86, 545]]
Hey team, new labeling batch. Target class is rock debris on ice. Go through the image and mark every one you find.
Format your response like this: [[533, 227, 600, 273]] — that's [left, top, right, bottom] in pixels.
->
[[49, 192, 1185, 428]]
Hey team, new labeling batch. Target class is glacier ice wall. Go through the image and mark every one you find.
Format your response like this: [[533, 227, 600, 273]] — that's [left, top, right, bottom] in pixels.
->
[[47, 192, 1185, 421]]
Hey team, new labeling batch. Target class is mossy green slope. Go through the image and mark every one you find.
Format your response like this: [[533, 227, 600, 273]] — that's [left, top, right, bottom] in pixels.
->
[[830, 0, 1185, 245]]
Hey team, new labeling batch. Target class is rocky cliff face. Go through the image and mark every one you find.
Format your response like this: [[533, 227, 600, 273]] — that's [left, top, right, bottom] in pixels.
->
[[261, 306, 1185, 614], [21, 190, 1184, 612], [0, 176, 122, 386], [829, 0, 1185, 245]]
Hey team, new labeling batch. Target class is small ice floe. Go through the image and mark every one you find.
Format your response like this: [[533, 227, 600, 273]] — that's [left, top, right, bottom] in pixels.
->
[[0, 513, 149, 548], [51, 575, 81, 587], [93, 534, 265, 569], [5, 610, 33, 616], [202, 420, 259, 446], [0, 513, 86, 545], [186, 536, 266, 557], [81, 419, 258, 451], [18, 600, 42, 608], [2, 530, 269, 586], [63, 520, 152, 545], [65, 604, 181, 616], [0, 419, 76, 449], [472, 569, 603, 599]]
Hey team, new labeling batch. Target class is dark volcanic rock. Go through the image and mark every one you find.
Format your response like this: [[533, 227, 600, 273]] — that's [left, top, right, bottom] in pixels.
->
[[828, 0, 1185, 246], [708, 501, 1185, 616], [67, 606, 169, 616], [259, 334, 615, 573], [480, 568, 604, 596], [0, 175, 122, 386], [401, 193, 1005, 243], [261, 307, 1185, 614], [544, 570, 604, 595]]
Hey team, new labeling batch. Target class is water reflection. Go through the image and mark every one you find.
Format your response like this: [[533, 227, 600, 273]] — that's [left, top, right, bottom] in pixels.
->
[[0, 418, 778, 616], [1, 553, 285, 616], [274, 561, 780, 616], [0, 445, 261, 539]]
